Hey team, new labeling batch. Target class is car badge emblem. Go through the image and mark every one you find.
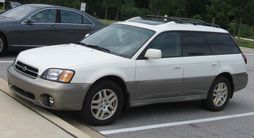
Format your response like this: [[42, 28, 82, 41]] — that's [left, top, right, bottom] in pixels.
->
[[22, 66, 27, 72]]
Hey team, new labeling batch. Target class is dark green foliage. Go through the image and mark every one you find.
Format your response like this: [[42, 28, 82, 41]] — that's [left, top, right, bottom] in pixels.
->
[[14, 0, 254, 37]]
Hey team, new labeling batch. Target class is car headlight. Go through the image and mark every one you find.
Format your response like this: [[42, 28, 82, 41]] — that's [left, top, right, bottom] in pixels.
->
[[41, 68, 75, 83]]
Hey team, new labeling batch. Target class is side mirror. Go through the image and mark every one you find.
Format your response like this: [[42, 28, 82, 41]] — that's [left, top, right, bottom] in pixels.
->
[[144, 49, 162, 59], [85, 34, 90, 38], [24, 18, 33, 25]]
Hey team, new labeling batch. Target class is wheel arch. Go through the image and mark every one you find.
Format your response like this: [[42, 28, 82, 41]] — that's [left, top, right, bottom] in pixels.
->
[[0, 31, 8, 51], [0, 31, 8, 45], [215, 72, 234, 98], [87, 75, 130, 111]]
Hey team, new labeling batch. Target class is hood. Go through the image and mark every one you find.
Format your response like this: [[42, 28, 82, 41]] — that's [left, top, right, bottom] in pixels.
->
[[17, 44, 126, 75], [0, 16, 16, 23]]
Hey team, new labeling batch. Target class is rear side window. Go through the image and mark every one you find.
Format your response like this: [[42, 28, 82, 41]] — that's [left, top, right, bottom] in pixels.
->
[[60, 10, 82, 24], [182, 32, 212, 56], [205, 33, 240, 54], [83, 16, 92, 25]]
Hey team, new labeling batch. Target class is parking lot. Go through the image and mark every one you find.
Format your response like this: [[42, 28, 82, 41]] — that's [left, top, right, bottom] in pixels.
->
[[1, 49, 254, 138]]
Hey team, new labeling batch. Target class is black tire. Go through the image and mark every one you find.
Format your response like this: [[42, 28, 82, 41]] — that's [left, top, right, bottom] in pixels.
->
[[203, 76, 232, 111], [0, 34, 6, 56], [81, 80, 124, 126]]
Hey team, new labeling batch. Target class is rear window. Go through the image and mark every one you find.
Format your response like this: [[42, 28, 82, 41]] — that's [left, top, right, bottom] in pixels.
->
[[182, 32, 212, 56], [205, 33, 240, 55]]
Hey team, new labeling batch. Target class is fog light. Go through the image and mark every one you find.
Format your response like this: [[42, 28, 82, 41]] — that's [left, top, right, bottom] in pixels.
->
[[48, 96, 54, 107], [41, 94, 55, 107]]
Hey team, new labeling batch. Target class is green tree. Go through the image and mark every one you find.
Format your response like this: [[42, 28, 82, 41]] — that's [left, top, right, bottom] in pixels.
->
[[206, 0, 229, 24], [149, 0, 169, 15], [102, 0, 116, 19], [113, 0, 123, 21], [120, 0, 138, 19], [228, 0, 253, 37]]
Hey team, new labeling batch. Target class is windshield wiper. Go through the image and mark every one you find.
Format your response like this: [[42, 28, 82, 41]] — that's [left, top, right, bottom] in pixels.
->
[[76, 42, 110, 53]]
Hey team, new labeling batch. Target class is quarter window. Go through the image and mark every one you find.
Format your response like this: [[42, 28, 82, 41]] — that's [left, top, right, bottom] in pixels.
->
[[30, 9, 57, 23], [205, 33, 240, 54], [146, 32, 182, 58], [83, 16, 92, 25], [182, 32, 211, 56], [60, 10, 82, 24]]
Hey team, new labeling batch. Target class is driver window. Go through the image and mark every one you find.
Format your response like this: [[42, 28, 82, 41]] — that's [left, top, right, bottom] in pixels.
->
[[146, 32, 181, 58], [30, 9, 57, 23]]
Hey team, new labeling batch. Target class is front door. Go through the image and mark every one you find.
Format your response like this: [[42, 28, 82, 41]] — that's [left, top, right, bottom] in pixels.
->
[[17, 9, 58, 47], [134, 32, 184, 100]]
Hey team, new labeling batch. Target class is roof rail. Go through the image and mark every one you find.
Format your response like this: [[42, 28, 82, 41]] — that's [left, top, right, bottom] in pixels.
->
[[140, 15, 221, 28]]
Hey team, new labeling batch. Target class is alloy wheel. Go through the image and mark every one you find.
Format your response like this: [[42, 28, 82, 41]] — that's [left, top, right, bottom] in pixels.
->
[[212, 82, 228, 107], [91, 89, 118, 120]]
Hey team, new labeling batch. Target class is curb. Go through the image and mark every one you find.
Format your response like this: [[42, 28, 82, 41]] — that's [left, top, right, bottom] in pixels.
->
[[0, 78, 105, 138]]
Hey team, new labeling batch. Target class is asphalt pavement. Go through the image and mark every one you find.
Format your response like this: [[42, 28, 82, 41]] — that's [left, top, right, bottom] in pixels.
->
[[0, 48, 254, 138]]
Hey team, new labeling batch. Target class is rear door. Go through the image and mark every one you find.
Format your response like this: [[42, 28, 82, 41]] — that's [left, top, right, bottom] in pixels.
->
[[18, 9, 58, 47], [182, 32, 220, 96], [55, 9, 95, 44], [134, 32, 184, 100], [205, 33, 246, 88]]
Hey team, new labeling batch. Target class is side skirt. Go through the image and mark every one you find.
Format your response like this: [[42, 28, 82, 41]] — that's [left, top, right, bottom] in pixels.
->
[[130, 94, 207, 107]]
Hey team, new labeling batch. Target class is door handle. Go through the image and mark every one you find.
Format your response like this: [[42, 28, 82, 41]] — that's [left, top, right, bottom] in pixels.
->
[[174, 66, 182, 70], [86, 27, 93, 31], [50, 25, 57, 30], [211, 63, 218, 67]]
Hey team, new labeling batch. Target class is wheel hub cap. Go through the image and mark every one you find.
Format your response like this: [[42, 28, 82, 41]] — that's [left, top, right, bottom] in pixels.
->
[[91, 89, 118, 120], [212, 82, 228, 107]]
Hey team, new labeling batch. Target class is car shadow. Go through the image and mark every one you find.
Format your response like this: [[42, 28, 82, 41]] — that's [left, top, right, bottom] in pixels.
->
[[51, 101, 204, 127]]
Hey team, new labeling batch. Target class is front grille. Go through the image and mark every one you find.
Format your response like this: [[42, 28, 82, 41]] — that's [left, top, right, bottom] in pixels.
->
[[15, 61, 38, 78]]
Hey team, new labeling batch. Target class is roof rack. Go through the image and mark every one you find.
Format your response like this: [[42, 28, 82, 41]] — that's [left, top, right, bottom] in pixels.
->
[[140, 15, 221, 28]]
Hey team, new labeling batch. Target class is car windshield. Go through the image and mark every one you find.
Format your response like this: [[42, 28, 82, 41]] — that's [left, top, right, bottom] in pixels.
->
[[2, 5, 37, 20], [81, 24, 155, 58]]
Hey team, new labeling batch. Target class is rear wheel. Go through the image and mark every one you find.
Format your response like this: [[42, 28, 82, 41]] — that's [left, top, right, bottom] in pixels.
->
[[203, 77, 232, 111], [0, 35, 6, 55], [81, 80, 123, 126]]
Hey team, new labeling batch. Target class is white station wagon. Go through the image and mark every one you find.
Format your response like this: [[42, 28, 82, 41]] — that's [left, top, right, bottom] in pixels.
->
[[8, 16, 248, 125]]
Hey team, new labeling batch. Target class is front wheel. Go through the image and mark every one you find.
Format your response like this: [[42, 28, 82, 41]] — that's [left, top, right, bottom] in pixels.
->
[[203, 77, 232, 111], [81, 80, 123, 126]]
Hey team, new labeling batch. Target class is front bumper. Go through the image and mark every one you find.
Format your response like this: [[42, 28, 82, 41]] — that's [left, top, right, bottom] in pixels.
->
[[7, 65, 91, 111]]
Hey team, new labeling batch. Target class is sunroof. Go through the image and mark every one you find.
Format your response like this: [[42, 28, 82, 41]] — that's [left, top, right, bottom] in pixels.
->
[[130, 19, 164, 25]]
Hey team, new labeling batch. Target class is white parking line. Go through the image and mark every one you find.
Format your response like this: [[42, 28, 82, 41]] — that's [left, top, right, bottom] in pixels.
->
[[100, 112, 254, 135], [0, 61, 13, 63]]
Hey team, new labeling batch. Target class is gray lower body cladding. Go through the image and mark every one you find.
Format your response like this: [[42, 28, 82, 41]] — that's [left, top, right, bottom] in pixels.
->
[[232, 72, 248, 92], [127, 73, 248, 107]]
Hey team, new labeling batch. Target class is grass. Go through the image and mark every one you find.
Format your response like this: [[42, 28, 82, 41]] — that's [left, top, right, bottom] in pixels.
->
[[99, 19, 116, 25], [236, 38, 254, 49], [0, 5, 3, 12]]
